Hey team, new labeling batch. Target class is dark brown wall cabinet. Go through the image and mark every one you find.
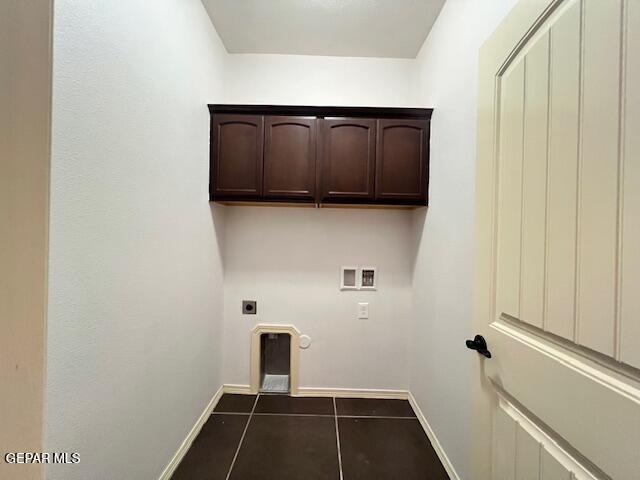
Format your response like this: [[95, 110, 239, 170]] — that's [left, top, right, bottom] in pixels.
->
[[264, 116, 317, 201], [376, 119, 429, 202], [320, 118, 376, 202], [209, 105, 432, 207], [211, 114, 263, 198]]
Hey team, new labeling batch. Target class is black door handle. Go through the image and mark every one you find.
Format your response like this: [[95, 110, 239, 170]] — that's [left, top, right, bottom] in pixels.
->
[[466, 335, 492, 358]]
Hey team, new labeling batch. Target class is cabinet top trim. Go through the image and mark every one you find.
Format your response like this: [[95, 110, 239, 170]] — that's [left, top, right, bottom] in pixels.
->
[[208, 104, 433, 120]]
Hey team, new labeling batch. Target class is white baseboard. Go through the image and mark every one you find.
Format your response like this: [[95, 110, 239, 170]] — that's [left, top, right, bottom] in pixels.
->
[[158, 385, 224, 480], [222, 383, 252, 394], [297, 387, 408, 399], [408, 392, 460, 480], [222, 384, 408, 399]]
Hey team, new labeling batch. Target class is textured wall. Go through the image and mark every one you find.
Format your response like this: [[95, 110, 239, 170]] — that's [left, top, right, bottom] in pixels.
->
[[222, 207, 414, 391], [408, 1, 519, 478], [46, 1, 227, 478], [223, 53, 416, 106]]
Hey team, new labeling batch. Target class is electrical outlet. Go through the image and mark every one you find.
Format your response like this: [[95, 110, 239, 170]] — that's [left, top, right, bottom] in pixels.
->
[[357, 302, 369, 319], [242, 300, 257, 314]]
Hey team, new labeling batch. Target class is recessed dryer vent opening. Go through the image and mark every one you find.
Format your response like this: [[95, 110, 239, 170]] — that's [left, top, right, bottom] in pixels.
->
[[251, 324, 300, 395], [260, 333, 291, 393]]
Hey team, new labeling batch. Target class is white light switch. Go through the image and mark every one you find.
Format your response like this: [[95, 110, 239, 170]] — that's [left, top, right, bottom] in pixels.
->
[[357, 302, 369, 319]]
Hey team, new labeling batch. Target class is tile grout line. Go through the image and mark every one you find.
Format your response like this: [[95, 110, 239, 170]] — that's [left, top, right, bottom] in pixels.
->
[[250, 412, 335, 417], [337, 414, 417, 420], [212, 411, 417, 420], [333, 397, 344, 480], [224, 394, 260, 480], [211, 411, 257, 416]]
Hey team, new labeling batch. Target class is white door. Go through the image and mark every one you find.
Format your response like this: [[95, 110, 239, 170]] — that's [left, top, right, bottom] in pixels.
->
[[473, 0, 640, 479]]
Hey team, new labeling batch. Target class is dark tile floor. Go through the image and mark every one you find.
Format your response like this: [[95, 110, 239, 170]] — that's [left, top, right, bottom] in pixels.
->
[[172, 393, 450, 480]]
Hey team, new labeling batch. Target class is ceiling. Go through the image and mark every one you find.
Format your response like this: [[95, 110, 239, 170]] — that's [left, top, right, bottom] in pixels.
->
[[201, 0, 446, 59]]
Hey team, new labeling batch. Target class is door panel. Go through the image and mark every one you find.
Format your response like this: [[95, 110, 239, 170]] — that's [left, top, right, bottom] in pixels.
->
[[492, 405, 517, 480], [210, 114, 263, 198], [319, 118, 375, 201], [515, 424, 540, 480], [541, 451, 571, 480], [263, 116, 316, 200], [495, 60, 525, 320], [493, 0, 633, 363], [621, 0, 640, 369], [375, 119, 429, 203], [489, 322, 639, 479], [545, 1, 580, 340], [577, 0, 622, 356], [475, 0, 640, 479], [493, 393, 600, 480], [520, 33, 549, 330]]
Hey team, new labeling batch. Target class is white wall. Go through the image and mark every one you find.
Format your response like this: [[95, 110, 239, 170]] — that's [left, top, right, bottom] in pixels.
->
[[43, 2, 522, 477], [224, 53, 416, 106], [220, 54, 417, 391], [46, 1, 228, 479], [223, 207, 414, 390], [408, 1, 518, 479]]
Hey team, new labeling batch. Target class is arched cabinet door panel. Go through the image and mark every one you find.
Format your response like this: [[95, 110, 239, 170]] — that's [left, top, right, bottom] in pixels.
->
[[210, 114, 263, 199], [263, 116, 317, 201], [375, 119, 429, 204], [319, 118, 376, 202]]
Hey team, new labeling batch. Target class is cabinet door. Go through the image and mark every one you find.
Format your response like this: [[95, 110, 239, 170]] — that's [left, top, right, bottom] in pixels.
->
[[319, 118, 376, 202], [210, 114, 263, 199], [263, 116, 317, 201], [375, 119, 429, 203]]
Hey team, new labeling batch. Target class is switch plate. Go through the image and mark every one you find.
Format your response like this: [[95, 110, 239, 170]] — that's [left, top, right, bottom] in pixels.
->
[[357, 302, 369, 319], [242, 300, 257, 314]]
